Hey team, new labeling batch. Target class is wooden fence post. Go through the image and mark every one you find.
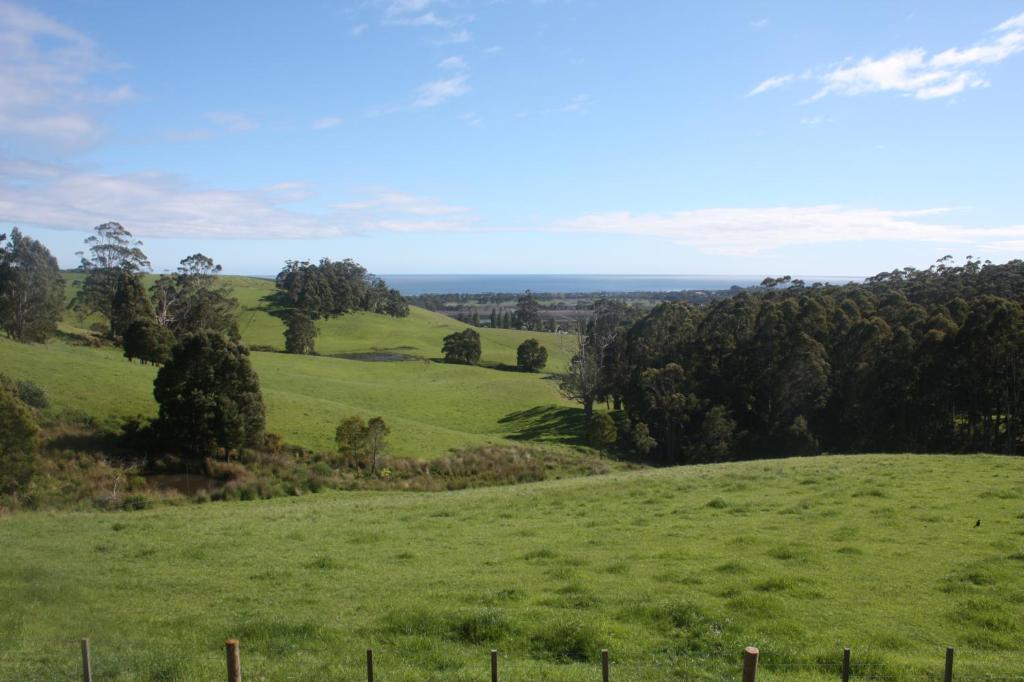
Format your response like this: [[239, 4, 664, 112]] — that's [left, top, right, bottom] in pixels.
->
[[842, 647, 850, 682], [80, 638, 92, 682], [367, 648, 374, 682], [602, 648, 610, 682], [225, 639, 240, 682], [742, 646, 759, 682], [491, 649, 498, 682], [944, 647, 954, 682]]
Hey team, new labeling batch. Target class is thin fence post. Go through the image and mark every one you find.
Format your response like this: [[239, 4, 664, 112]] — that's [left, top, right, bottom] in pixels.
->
[[367, 648, 374, 682], [602, 648, 610, 682], [742, 646, 759, 682], [842, 647, 850, 682], [491, 649, 498, 682], [225, 639, 240, 682], [80, 638, 92, 682], [944, 647, 954, 682]]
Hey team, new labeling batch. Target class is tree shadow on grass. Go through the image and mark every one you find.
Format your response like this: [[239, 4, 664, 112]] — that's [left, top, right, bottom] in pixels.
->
[[498, 405, 588, 446]]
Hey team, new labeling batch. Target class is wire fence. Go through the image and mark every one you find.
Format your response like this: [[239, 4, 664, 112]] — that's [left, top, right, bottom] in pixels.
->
[[27, 638, 1017, 682]]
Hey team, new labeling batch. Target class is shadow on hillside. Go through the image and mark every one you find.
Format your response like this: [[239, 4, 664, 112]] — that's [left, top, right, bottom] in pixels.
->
[[498, 405, 588, 445], [258, 290, 291, 320]]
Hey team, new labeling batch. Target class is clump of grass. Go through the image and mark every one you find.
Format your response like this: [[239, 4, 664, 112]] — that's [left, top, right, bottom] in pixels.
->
[[706, 497, 729, 509], [530, 617, 601, 663], [522, 547, 557, 561], [382, 607, 448, 637], [303, 555, 336, 570], [449, 608, 513, 644]]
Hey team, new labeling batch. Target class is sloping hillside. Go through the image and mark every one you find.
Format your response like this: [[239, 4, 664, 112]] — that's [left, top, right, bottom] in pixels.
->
[[1, 455, 1021, 680]]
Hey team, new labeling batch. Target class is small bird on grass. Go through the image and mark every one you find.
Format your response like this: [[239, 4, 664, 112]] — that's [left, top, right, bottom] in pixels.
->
[[974, 519, 981, 528]]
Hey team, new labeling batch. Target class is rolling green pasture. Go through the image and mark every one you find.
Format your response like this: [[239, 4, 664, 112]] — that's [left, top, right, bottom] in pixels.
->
[[0, 334, 575, 457], [2, 455, 1022, 680]]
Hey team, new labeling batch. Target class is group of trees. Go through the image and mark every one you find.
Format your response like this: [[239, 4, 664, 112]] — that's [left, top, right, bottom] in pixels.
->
[[66, 223, 239, 366], [275, 258, 408, 354], [335, 415, 390, 473], [441, 328, 548, 372], [559, 258, 1024, 462], [0, 229, 65, 342]]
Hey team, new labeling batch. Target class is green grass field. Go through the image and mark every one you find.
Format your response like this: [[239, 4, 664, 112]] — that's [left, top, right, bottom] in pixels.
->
[[0, 274, 581, 457], [1, 455, 1022, 680]]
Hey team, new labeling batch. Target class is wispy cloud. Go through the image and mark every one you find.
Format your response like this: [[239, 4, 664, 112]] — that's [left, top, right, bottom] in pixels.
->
[[552, 206, 1024, 256], [751, 18, 769, 30], [312, 116, 344, 130], [438, 55, 467, 70], [748, 74, 795, 96], [751, 11, 1024, 101], [350, 23, 368, 37], [0, 161, 476, 238], [203, 111, 258, 133], [0, 0, 130, 144], [414, 74, 470, 107]]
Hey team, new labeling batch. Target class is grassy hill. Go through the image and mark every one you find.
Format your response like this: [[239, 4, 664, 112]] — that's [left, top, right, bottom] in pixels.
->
[[1, 455, 1021, 680], [0, 274, 581, 457]]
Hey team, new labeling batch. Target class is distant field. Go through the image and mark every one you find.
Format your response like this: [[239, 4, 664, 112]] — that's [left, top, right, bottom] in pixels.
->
[[1, 455, 1022, 680], [2, 274, 581, 457]]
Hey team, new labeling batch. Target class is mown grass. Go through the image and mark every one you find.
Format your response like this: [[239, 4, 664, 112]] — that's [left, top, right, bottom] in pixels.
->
[[1, 455, 1022, 680]]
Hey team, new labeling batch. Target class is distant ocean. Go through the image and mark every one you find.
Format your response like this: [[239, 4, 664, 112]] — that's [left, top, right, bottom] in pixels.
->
[[375, 274, 859, 296]]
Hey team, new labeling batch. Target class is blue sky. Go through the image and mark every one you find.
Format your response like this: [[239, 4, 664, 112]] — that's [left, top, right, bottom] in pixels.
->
[[2, 1, 1024, 276]]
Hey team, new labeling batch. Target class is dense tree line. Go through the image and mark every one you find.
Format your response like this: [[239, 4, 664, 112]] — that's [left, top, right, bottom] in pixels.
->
[[567, 258, 1024, 461], [0, 229, 65, 342], [275, 258, 408, 354]]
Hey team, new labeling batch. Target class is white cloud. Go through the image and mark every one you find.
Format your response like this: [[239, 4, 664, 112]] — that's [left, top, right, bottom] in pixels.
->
[[312, 116, 344, 130], [350, 23, 368, 37], [435, 29, 471, 45], [753, 12, 1024, 101], [0, 161, 475, 238], [552, 206, 1024, 256], [748, 74, 795, 96], [414, 74, 470, 107], [438, 55, 467, 70], [203, 111, 258, 132], [751, 18, 769, 30], [0, 0, 125, 144], [457, 112, 481, 126]]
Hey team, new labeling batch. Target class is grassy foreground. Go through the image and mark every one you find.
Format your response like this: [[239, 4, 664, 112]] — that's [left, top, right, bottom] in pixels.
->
[[2, 455, 1022, 680]]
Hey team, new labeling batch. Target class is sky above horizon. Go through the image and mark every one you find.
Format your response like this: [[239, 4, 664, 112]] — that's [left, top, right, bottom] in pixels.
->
[[2, 1, 1024, 276]]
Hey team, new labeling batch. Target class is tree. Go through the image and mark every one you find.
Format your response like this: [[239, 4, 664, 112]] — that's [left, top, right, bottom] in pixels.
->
[[334, 415, 389, 472], [516, 338, 548, 372], [0, 228, 65, 342], [123, 319, 173, 365], [515, 290, 542, 330], [111, 269, 154, 342], [335, 415, 368, 467], [0, 387, 37, 495], [153, 332, 265, 458], [71, 222, 150, 326], [365, 416, 389, 474], [151, 254, 238, 339], [284, 311, 318, 354], [442, 328, 481, 365]]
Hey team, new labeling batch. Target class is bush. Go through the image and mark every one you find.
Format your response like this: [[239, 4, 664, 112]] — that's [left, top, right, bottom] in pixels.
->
[[0, 387, 38, 495], [516, 338, 548, 372], [587, 413, 617, 447], [0, 374, 48, 409]]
